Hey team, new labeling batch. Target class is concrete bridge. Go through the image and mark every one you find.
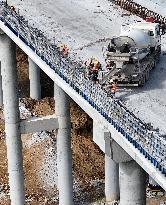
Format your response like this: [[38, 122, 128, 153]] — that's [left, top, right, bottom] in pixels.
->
[[0, 1, 165, 205]]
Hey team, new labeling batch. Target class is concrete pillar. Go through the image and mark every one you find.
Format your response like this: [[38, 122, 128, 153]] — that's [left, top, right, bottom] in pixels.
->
[[105, 155, 119, 202], [54, 83, 73, 205], [119, 160, 146, 205], [28, 57, 41, 100], [0, 33, 25, 205], [0, 64, 3, 106]]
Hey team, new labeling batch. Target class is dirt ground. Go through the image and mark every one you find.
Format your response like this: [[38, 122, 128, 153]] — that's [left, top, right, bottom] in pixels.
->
[[0, 47, 165, 205]]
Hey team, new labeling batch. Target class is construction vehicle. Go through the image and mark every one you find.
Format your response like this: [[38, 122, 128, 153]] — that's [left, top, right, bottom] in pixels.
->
[[99, 20, 161, 86]]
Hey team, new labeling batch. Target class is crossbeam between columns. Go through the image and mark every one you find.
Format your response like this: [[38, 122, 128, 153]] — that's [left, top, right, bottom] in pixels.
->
[[20, 114, 59, 134]]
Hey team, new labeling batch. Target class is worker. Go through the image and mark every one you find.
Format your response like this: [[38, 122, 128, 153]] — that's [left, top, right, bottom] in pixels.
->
[[58, 43, 69, 57], [85, 57, 101, 83], [10, 6, 16, 13], [109, 79, 117, 98]]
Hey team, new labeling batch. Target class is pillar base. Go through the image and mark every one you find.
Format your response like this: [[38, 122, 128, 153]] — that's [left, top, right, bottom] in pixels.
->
[[119, 161, 146, 205], [105, 155, 119, 202]]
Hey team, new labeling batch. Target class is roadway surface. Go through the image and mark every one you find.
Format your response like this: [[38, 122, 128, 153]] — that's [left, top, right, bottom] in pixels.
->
[[7, 0, 166, 135]]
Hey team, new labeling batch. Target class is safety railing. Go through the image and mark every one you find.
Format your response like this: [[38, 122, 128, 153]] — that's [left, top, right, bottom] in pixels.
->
[[0, 1, 165, 176], [114, 0, 166, 30]]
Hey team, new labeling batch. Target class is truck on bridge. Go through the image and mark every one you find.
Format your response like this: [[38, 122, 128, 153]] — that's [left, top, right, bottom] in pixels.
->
[[99, 21, 161, 86]]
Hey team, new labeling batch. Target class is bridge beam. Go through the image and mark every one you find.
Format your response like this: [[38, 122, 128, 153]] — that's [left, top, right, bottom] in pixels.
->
[[0, 33, 25, 204], [54, 83, 73, 205], [28, 57, 41, 100], [0, 64, 3, 106], [119, 160, 146, 205]]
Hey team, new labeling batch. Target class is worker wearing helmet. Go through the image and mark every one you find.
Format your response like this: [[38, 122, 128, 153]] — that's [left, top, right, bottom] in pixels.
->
[[92, 59, 100, 71], [63, 44, 69, 56], [90, 59, 99, 82], [58, 43, 69, 57], [85, 57, 101, 83]]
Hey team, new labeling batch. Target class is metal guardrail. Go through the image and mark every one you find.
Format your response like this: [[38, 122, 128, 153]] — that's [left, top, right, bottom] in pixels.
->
[[114, 0, 166, 30], [0, 1, 165, 176]]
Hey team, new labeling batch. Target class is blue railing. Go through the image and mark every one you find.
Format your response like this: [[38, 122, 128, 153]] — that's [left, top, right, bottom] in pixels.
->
[[0, 1, 165, 176]]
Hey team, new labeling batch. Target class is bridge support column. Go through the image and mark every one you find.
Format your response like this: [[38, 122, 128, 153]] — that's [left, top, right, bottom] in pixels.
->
[[0, 65, 3, 106], [28, 57, 41, 100], [0, 33, 25, 204], [119, 160, 146, 205], [54, 83, 73, 205], [105, 155, 120, 202]]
